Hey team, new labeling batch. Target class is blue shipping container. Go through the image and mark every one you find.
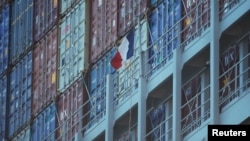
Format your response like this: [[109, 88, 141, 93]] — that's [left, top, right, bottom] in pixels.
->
[[8, 52, 32, 138], [0, 5, 10, 75], [149, 104, 166, 140], [89, 48, 117, 124], [12, 127, 30, 141], [0, 76, 7, 141], [32, 103, 56, 141], [148, 0, 181, 73], [10, 0, 33, 63]]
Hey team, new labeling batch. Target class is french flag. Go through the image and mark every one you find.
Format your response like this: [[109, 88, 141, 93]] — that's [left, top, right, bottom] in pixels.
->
[[111, 29, 134, 70]]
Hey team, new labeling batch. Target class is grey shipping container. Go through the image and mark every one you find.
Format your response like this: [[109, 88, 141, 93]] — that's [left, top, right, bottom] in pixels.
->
[[10, 0, 33, 64]]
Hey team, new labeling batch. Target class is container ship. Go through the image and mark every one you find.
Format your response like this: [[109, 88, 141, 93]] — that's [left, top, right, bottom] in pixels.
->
[[0, 0, 250, 140]]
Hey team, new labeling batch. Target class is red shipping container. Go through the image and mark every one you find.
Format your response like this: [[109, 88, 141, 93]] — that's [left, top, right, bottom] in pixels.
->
[[90, 0, 118, 64], [34, 0, 58, 42], [117, 0, 147, 37], [219, 44, 239, 112], [181, 76, 201, 137], [56, 78, 88, 141], [181, 0, 210, 45], [32, 27, 58, 117]]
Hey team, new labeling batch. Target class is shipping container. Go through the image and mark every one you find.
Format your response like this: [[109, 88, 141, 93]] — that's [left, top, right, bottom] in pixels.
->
[[0, 76, 7, 141], [219, 0, 240, 20], [150, 0, 164, 8], [33, 0, 58, 42], [89, 48, 117, 127], [114, 20, 147, 105], [11, 127, 30, 141], [148, 0, 181, 76], [32, 27, 58, 117], [219, 44, 239, 112], [60, 0, 81, 15], [90, 0, 118, 64], [181, 75, 201, 137], [56, 77, 88, 141], [0, 4, 10, 75], [10, 0, 33, 64], [58, 1, 89, 92], [0, 0, 8, 9], [181, 0, 210, 46], [117, 0, 148, 37], [7, 52, 32, 138], [148, 104, 165, 141], [31, 103, 56, 141]]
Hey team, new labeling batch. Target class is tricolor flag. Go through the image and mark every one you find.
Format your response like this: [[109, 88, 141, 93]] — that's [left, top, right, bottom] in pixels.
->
[[111, 29, 134, 70]]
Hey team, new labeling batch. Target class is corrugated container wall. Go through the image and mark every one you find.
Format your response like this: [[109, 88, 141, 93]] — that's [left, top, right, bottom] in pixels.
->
[[0, 76, 7, 141], [89, 48, 117, 127], [11, 127, 30, 141], [56, 78, 88, 141], [33, 0, 58, 42], [31, 103, 56, 141], [10, 0, 33, 64], [181, 0, 210, 45], [90, 0, 118, 64], [148, 0, 181, 74], [0, 0, 8, 9], [7, 52, 32, 139], [60, 0, 81, 15], [117, 0, 148, 37], [58, 1, 89, 92], [32, 27, 58, 117], [0, 5, 10, 75]]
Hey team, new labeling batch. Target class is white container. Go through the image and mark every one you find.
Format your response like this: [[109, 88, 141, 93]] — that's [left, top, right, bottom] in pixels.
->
[[58, 1, 89, 92]]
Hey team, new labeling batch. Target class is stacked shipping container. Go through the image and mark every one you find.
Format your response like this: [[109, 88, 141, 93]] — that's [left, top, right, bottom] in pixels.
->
[[89, 48, 117, 128], [0, 76, 7, 141], [31, 103, 56, 141], [32, 27, 58, 117], [56, 77, 88, 141], [148, 0, 182, 76], [181, 0, 210, 46], [7, 52, 32, 138], [33, 0, 58, 42], [58, 0, 89, 92], [0, 0, 232, 140], [10, 0, 33, 64], [0, 4, 9, 75], [90, 0, 118, 63]]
